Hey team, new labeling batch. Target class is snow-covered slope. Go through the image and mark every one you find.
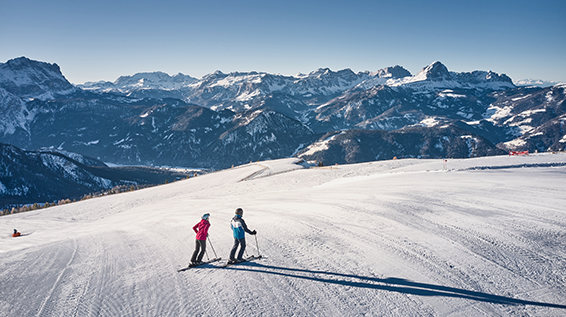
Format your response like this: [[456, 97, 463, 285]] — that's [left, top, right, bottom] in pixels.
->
[[0, 88, 33, 137], [1, 154, 565, 316]]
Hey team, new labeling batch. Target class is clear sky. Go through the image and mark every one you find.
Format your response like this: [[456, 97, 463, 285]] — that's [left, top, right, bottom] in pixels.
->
[[1, 0, 564, 84]]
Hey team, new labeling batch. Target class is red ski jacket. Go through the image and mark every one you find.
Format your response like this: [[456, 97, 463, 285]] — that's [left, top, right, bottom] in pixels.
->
[[193, 219, 210, 241]]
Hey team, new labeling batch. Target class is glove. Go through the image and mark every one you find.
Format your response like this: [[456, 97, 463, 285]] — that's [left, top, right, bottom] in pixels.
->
[[251, 230, 257, 235]]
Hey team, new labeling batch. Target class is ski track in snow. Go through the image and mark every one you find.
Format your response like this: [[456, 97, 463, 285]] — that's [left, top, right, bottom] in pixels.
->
[[1, 155, 566, 316]]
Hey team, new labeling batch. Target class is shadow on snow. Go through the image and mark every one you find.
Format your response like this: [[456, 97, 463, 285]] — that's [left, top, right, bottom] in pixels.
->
[[222, 262, 566, 310]]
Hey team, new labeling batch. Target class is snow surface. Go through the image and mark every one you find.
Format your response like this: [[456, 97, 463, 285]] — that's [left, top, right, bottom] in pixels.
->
[[1, 154, 566, 316], [299, 132, 343, 157], [417, 117, 440, 128], [437, 90, 466, 98]]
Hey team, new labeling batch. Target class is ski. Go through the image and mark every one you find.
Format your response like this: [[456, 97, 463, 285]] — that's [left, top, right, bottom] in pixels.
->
[[177, 258, 221, 272], [221, 255, 262, 268]]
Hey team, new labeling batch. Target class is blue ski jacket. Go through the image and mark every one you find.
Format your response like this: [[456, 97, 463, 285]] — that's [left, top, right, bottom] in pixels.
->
[[231, 215, 252, 239]]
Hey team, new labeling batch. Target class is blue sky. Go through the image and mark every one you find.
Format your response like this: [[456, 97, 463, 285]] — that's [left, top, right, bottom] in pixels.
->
[[1, 0, 564, 84]]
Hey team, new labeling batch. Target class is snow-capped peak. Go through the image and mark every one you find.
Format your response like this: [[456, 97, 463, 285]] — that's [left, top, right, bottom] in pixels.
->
[[371, 65, 412, 79], [308, 68, 333, 77], [388, 61, 515, 91], [79, 71, 198, 92], [417, 61, 451, 81], [0, 56, 75, 99], [113, 71, 197, 89]]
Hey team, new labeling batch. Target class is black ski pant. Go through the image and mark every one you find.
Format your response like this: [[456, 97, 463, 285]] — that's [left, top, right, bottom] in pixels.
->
[[191, 239, 207, 263], [229, 238, 246, 260]]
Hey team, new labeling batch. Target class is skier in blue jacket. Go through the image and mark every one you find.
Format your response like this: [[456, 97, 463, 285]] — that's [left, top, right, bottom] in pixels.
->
[[229, 208, 256, 263]]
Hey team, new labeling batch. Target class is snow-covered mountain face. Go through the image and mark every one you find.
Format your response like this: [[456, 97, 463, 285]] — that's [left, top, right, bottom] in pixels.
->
[[1, 57, 565, 173], [0, 57, 76, 100], [480, 84, 566, 150], [297, 125, 505, 165], [0, 57, 77, 142], [0, 143, 193, 208], [0, 88, 33, 138], [1, 91, 317, 169], [0, 143, 114, 206]]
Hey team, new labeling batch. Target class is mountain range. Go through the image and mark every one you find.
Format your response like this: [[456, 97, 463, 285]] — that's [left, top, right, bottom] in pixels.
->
[[1, 56, 565, 206]]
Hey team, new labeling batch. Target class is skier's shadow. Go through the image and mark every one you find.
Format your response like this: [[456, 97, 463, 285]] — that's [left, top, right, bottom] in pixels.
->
[[224, 262, 566, 309]]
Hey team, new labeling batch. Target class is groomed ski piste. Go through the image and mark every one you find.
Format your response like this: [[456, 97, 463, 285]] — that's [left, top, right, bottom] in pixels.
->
[[1, 153, 566, 316]]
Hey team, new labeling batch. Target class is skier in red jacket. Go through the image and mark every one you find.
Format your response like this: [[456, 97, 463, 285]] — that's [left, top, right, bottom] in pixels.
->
[[12, 229, 21, 237], [191, 213, 211, 265]]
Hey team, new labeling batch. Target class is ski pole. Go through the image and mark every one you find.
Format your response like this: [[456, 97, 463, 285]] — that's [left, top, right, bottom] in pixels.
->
[[254, 234, 261, 257], [208, 236, 219, 259]]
